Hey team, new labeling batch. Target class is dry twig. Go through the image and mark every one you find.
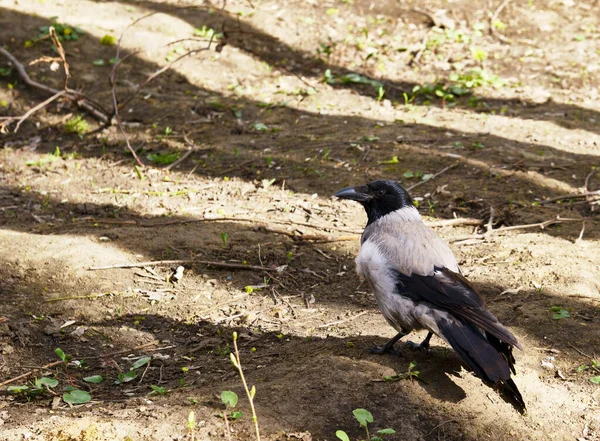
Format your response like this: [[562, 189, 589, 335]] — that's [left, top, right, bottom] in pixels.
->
[[89, 259, 269, 271], [407, 163, 458, 191]]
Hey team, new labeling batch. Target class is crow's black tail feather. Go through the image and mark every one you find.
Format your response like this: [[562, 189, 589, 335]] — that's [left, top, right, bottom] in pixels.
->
[[437, 318, 526, 414]]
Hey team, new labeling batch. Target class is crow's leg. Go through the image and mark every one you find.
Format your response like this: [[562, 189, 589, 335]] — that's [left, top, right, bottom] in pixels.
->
[[406, 331, 433, 353], [371, 330, 408, 356]]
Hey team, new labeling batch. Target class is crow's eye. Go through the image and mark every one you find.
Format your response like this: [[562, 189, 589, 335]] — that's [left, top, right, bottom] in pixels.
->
[[377, 189, 386, 196]]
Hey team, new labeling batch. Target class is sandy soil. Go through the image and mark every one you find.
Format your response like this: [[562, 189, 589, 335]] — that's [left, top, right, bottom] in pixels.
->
[[1, 0, 600, 440]]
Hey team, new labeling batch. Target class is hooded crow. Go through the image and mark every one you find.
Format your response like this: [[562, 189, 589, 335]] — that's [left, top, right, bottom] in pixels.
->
[[335, 179, 526, 413]]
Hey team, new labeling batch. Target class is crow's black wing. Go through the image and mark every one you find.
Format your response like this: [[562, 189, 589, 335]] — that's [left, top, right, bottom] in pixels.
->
[[394, 266, 521, 349]]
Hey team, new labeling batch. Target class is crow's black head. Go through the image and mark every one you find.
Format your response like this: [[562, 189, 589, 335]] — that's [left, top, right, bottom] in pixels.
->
[[335, 180, 414, 225]]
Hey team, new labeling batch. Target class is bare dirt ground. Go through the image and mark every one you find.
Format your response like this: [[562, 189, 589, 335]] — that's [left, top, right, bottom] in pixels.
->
[[1, 0, 600, 440]]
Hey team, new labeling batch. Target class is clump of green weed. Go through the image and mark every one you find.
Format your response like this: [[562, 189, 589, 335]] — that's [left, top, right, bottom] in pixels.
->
[[64, 115, 89, 136]]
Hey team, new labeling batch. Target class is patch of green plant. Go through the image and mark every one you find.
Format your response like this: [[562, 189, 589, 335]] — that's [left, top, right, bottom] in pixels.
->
[[26, 146, 62, 167], [193, 25, 222, 40], [221, 390, 243, 420], [324, 69, 383, 89], [115, 356, 151, 384], [147, 151, 180, 165], [383, 360, 423, 382], [7, 376, 58, 401], [336, 408, 395, 441], [0, 67, 12, 77], [100, 34, 116, 46], [64, 115, 89, 136], [220, 232, 229, 247], [550, 306, 571, 320], [39, 18, 83, 42]]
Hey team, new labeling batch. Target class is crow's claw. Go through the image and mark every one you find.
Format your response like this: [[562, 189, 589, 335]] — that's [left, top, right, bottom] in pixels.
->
[[370, 343, 401, 356], [405, 340, 431, 355]]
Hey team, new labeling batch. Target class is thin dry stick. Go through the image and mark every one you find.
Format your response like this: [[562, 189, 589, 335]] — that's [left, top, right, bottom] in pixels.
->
[[317, 310, 369, 328], [490, 0, 513, 43], [231, 332, 260, 441], [0, 47, 109, 124], [14, 90, 65, 132], [89, 259, 268, 271], [49, 27, 70, 90], [539, 190, 600, 205], [407, 163, 458, 191], [165, 134, 199, 171]]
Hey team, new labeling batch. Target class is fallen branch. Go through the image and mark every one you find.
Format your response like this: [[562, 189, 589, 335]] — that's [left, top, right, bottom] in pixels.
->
[[425, 217, 484, 228], [407, 163, 458, 191], [13, 90, 65, 132], [538, 190, 600, 205], [0, 47, 109, 126], [450, 216, 582, 243], [89, 259, 269, 271]]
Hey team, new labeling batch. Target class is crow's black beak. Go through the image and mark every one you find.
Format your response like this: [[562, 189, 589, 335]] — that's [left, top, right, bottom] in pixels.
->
[[334, 185, 371, 202]]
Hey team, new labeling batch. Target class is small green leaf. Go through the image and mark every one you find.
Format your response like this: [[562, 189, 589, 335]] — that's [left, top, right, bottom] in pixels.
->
[[590, 376, 600, 384], [221, 391, 239, 407], [149, 385, 167, 395], [230, 411, 243, 420], [576, 365, 588, 372], [116, 370, 138, 384], [83, 375, 103, 384], [353, 408, 374, 427], [55, 348, 67, 362], [132, 356, 151, 370], [7, 385, 29, 393], [421, 174, 434, 182], [253, 122, 268, 132], [336, 430, 350, 441], [230, 353, 239, 368], [249, 385, 256, 399], [378, 428, 396, 435], [63, 389, 91, 404], [92, 59, 105, 66], [36, 377, 58, 388]]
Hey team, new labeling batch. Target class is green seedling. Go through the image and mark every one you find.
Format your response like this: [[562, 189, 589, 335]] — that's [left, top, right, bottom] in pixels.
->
[[378, 156, 399, 165], [377, 86, 385, 102], [576, 360, 600, 384], [336, 408, 395, 441], [383, 360, 423, 383], [193, 25, 222, 39], [115, 356, 151, 384], [148, 385, 168, 396], [220, 232, 229, 247], [253, 123, 268, 132], [550, 306, 571, 320], [188, 410, 196, 440], [221, 390, 243, 420], [7, 377, 58, 401]]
